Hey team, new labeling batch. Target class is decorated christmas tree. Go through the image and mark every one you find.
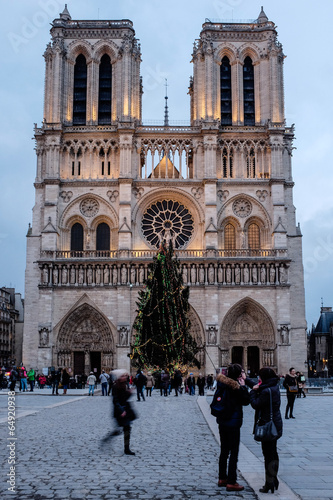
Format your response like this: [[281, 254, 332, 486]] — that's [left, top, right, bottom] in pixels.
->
[[130, 240, 200, 370]]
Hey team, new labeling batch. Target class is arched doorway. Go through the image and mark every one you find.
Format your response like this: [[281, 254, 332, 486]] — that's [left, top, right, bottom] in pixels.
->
[[56, 304, 115, 377], [220, 297, 276, 375]]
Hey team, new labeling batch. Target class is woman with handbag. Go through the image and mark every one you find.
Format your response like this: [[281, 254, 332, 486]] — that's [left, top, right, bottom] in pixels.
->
[[283, 367, 298, 419], [250, 367, 283, 494]]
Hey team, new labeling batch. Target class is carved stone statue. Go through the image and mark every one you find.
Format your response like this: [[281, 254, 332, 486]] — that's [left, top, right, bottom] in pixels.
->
[[260, 265, 266, 284], [182, 265, 188, 284], [252, 266, 258, 284], [243, 266, 249, 284], [121, 265, 127, 284], [191, 265, 196, 284], [207, 326, 217, 344], [70, 267, 76, 284], [119, 327, 128, 346], [208, 265, 214, 284], [139, 266, 145, 284], [270, 266, 275, 284], [53, 267, 58, 285], [279, 265, 287, 284], [218, 265, 223, 283], [199, 265, 205, 284], [96, 266, 101, 285], [104, 266, 109, 284], [61, 266, 68, 285], [226, 266, 231, 284], [112, 266, 118, 285], [78, 266, 84, 285], [87, 267, 93, 285], [43, 266, 48, 285], [131, 267, 136, 284], [280, 325, 289, 344], [235, 266, 240, 284], [39, 328, 49, 347]]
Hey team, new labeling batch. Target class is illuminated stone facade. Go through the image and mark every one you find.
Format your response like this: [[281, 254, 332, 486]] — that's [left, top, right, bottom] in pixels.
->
[[23, 6, 307, 376]]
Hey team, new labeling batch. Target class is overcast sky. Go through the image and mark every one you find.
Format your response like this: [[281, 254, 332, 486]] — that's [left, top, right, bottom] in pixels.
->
[[0, 0, 332, 329]]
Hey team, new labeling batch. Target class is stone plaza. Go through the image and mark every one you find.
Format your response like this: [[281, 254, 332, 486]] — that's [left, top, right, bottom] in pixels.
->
[[1, 388, 332, 500]]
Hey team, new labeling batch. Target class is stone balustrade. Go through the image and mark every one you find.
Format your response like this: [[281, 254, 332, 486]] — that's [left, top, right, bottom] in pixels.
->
[[38, 256, 289, 288]]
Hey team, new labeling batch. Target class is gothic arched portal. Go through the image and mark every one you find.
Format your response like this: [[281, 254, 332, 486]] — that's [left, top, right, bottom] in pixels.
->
[[220, 297, 276, 376], [56, 303, 115, 376]]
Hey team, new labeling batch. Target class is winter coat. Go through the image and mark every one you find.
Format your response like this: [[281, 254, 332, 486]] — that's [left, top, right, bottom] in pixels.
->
[[187, 376, 195, 388], [215, 373, 250, 428], [146, 374, 155, 388], [87, 374, 96, 385], [197, 376, 205, 390], [135, 372, 147, 389], [283, 374, 298, 393], [113, 382, 136, 427], [62, 370, 70, 385], [249, 376, 283, 439], [27, 369, 35, 381], [161, 373, 170, 388]]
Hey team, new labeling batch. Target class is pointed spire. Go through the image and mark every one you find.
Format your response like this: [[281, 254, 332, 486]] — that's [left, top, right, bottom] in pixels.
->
[[60, 4, 71, 21], [164, 79, 169, 127], [258, 6, 268, 23]]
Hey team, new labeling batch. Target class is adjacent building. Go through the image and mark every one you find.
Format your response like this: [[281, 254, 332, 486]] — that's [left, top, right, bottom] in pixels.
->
[[0, 288, 24, 368], [23, 6, 307, 377], [308, 306, 333, 377]]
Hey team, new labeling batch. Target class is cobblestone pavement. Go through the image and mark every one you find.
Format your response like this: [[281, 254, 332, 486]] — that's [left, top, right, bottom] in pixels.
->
[[1, 391, 257, 500]]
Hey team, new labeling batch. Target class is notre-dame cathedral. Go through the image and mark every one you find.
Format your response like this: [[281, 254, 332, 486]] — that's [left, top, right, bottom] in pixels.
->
[[23, 6, 307, 377]]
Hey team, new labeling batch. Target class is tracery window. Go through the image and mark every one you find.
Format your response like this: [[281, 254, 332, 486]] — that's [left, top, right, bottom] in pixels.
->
[[141, 200, 194, 249], [248, 223, 260, 249], [243, 56, 255, 126], [222, 147, 234, 178], [71, 223, 84, 251], [221, 56, 232, 126], [98, 54, 112, 125], [96, 223, 110, 251], [247, 148, 256, 178], [224, 223, 236, 250], [73, 54, 87, 125]]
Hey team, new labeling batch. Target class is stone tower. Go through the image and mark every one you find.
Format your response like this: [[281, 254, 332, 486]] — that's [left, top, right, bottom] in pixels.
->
[[23, 6, 307, 377]]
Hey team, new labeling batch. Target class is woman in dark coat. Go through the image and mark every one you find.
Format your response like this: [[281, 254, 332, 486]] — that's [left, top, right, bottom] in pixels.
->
[[110, 370, 136, 455], [250, 367, 283, 494], [283, 367, 298, 418], [214, 364, 251, 492]]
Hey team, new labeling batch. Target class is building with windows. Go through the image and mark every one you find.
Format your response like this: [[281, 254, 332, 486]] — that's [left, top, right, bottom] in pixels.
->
[[23, 6, 307, 377], [308, 306, 333, 377], [0, 288, 24, 368]]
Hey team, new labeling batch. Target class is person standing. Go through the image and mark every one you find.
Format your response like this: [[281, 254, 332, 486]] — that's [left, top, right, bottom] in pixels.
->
[[51, 368, 61, 395], [161, 370, 170, 397], [250, 367, 283, 494], [111, 369, 137, 455], [197, 373, 205, 396], [283, 367, 298, 419], [173, 369, 182, 396], [135, 369, 146, 401], [187, 373, 196, 396], [296, 371, 306, 398], [214, 364, 251, 492], [27, 368, 35, 392], [9, 367, 18, 391], [145, 371, 154, 397], [20, 366, 28, 392], [87, 371, 96, 396], [62, 368, 70, 395], [99, 370, 109, 396]]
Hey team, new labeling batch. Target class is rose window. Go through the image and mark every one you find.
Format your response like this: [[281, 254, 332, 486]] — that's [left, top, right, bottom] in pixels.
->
[[141, 200, 194, 249]]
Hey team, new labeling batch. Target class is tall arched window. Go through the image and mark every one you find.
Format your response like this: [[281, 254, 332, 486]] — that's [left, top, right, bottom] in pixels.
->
[[96, 223, 110, 251], [247, 148, 256, 178], [222, 147, 233, 178], [220, 56, 232, 126], [243, 56, 255, 126], [248, 223, 260, 249], [71, 223, 84, 251], [98, 54, 112, 124], [224, 223, 236, 249], [73, 54, 87, 125]]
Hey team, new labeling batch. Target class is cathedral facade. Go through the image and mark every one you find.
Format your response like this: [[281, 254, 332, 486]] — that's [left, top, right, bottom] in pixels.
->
[[23, 6, 307, 377]]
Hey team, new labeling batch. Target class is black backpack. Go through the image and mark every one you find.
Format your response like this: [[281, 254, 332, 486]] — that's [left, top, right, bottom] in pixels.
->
[[210, 385, 232, 419]]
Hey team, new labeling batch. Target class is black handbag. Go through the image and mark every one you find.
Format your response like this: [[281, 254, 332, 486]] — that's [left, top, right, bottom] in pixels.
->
[[254, 388, 278, 442]]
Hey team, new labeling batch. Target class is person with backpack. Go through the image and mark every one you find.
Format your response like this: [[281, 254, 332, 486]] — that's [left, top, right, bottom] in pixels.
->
[[210, 363, 252, 492], [134, 369, 147, 401]]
